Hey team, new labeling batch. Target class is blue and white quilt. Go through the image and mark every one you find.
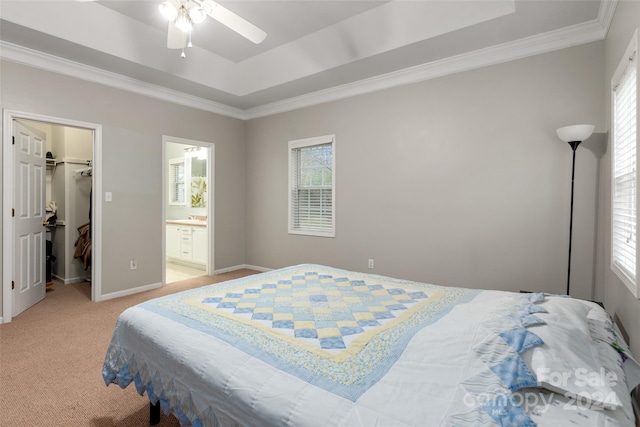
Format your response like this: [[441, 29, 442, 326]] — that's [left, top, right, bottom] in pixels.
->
[[102, 265, 638, 427]]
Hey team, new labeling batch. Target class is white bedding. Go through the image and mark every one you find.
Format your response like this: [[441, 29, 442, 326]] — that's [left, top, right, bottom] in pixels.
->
[[102, 265, 640, 426]]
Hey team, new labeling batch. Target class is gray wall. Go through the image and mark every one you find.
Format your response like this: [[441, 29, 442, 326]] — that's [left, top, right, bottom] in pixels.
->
[[246, 42, 604, 300], [599, 0, 640, 356], [0, 60, 246, 316]]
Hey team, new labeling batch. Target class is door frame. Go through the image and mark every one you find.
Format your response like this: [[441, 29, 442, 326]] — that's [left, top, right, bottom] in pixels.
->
[[2, 109, 103, 323], [162, 135, 214, 283]]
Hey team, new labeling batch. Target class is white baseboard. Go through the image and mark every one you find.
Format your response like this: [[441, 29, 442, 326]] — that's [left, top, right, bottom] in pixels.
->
[[52, 274, 89, 285], [214, 264, 271, 275], [167, 257, 207, 271], [0, 316, 4, 324], [100, 281, 163, 302], [65, 277, 89, 285], [243, 264, 272, 273], [99, 266, 269, 301]]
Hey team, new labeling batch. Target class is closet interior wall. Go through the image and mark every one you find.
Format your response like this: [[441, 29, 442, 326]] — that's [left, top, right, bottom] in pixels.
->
[[27, 120, 93, 284]]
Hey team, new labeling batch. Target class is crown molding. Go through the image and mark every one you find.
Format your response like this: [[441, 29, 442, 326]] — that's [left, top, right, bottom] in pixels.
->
[[597, 0, 618, 36], [0, 0, 617, 121], [245, 15, 613, 119], [0, 41, 246, 120]]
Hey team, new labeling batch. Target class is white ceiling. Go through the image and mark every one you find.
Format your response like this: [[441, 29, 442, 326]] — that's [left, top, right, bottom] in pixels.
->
[[0, 1, 614, 119]]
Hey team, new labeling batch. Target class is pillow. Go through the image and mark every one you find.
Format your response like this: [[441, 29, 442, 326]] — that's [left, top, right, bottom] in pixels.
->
[[585, 307, 637, 423], [588, 306, 640, 389], [521, 297, 624, 410]]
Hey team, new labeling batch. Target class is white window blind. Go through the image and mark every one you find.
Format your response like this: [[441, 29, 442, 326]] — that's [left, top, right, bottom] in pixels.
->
[[169, 158, 186, 205], [288, 135, 335, 237], [612, 32, 638, 297]]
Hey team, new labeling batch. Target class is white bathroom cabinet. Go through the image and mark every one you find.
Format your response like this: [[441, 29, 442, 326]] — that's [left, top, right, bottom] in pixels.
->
[[166, 224, 207, 270]]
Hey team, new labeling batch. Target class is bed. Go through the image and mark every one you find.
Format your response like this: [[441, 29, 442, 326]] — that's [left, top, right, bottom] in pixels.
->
[[102, 264, 640, 426]]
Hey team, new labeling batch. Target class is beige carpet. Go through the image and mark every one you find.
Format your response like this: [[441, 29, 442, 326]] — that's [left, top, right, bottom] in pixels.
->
[[0, 270, 258, 426]]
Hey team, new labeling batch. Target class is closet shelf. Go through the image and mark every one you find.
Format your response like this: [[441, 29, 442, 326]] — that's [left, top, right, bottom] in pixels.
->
[[46, 158, 59, 178], [46, 158, 93, 178], [43, 220, 66, 227]]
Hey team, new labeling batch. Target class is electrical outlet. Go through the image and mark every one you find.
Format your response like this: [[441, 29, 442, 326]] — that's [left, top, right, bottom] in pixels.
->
[[368, 259, 374, 269], [130, 259, 137, 270]]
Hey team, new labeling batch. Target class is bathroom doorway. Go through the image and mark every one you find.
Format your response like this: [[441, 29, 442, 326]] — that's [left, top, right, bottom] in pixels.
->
[[163, 136, 214, 284]]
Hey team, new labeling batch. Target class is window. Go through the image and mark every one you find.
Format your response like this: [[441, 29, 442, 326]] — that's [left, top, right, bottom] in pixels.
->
[[169, 157, 186, 205], [288, 135, 335, 237], [611, 29, 639, 298]]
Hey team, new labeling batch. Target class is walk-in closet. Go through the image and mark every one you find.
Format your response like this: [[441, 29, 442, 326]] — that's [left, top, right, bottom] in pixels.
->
[[22, 120, 94, 287]]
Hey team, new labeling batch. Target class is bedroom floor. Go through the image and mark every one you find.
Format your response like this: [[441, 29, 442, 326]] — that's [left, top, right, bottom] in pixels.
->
[[0, 268, 259, 426], [166, 261, 207, 283]]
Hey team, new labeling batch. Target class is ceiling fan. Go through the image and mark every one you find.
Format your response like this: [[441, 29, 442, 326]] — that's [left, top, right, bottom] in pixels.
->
[[159, 0, 267, 58]]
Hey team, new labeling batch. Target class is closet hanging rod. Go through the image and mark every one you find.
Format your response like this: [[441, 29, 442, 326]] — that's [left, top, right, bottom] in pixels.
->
[[63, 158, 92, 166]]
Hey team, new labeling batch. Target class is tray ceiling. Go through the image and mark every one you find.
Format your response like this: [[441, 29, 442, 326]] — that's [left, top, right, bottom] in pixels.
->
[[0, 1, 612, 119]]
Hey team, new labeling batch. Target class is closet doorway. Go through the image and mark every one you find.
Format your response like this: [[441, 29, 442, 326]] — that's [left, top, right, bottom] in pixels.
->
[[21, 120, 93, 289], [163, 136, 214, 284], [2, 110, 102, 322]]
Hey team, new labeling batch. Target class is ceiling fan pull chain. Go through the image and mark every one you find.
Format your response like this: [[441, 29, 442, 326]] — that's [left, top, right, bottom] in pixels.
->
[[181, 48, 186, 59], [188, 32, 193, 48]]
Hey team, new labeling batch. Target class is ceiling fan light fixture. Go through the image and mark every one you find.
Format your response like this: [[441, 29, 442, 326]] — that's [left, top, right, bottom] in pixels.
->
[[200, 0, 216, 15], [188, 6, 207, 24], [159, 1, 178, 21], [175, 7, 193, 33], [161, 0, 267, 58]]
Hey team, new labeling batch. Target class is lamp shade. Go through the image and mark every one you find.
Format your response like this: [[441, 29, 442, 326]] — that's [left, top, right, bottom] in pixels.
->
[[556, 124, 595, 143], [159, 1, 178, 21], [189, 7, 207, 24]]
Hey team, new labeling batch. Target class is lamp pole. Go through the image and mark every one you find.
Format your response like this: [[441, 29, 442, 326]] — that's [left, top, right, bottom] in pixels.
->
[[557, 124, 593, 296], [566, 140, 581, 296]]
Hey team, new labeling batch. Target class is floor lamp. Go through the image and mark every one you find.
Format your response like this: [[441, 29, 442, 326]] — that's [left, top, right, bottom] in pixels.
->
[[556, 124, 594, 296]]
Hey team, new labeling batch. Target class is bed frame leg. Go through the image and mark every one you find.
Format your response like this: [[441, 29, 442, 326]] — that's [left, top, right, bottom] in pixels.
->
[[150, 401, 160, 425]]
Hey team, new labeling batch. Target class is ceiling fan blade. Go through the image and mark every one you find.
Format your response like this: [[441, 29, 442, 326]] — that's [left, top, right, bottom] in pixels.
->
[[167, 21, 187, 49], [201, 0, 266, 44]]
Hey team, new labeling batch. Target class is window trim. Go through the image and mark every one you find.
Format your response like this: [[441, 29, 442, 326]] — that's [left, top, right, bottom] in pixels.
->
[[288, 134, 336, 237], [611, 29, 639, 298]]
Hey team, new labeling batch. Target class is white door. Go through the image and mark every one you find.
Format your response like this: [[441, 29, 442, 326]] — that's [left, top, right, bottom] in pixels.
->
[[13, 121, 46, 316]]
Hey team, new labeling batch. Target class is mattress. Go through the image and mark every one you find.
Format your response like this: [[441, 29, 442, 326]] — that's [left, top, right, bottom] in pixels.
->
[[102, 264, 640, 426]]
